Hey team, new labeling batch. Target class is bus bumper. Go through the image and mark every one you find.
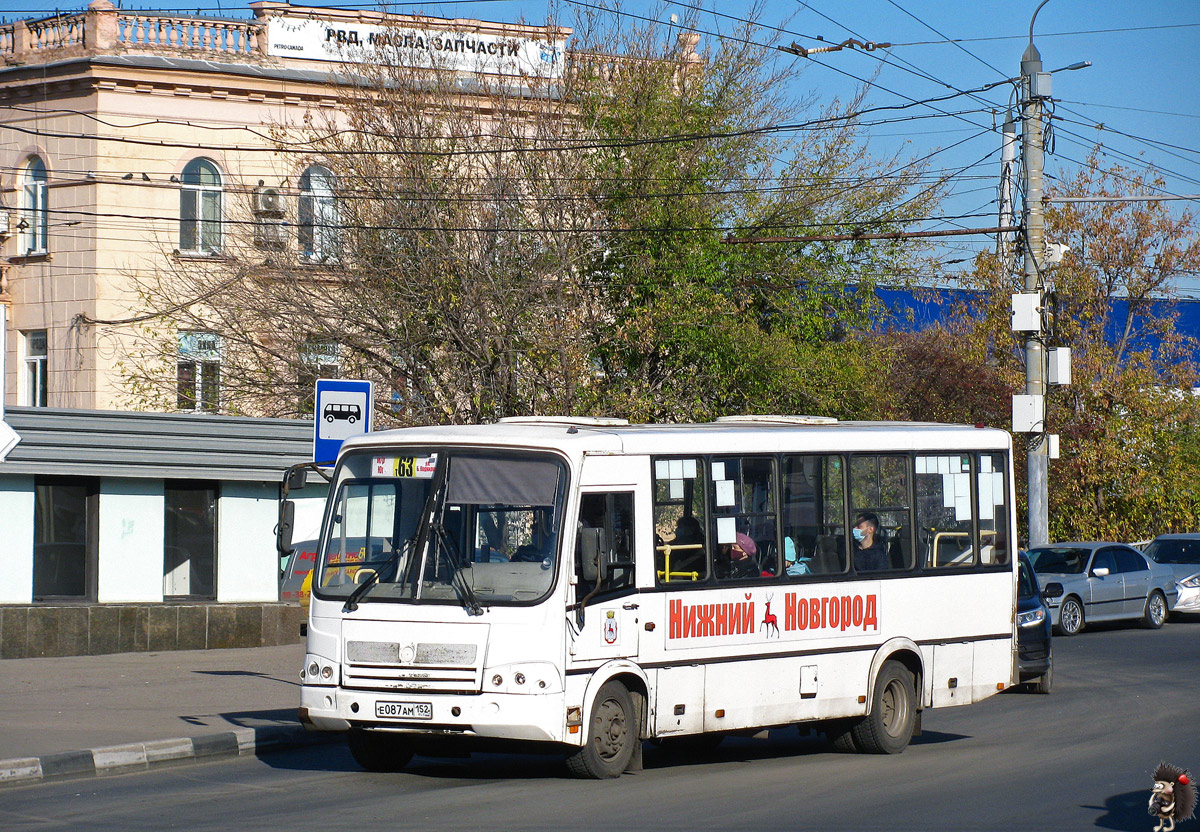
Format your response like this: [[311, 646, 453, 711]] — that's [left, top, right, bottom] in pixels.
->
[[299, 684, 567, 743]]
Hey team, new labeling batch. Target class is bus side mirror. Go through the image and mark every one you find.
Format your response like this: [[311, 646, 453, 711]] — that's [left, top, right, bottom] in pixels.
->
[[579, 527, 603, 582], [1041, 582, 1063, 600], [287, 468, 309, 491], [278, 500, 296, 558]]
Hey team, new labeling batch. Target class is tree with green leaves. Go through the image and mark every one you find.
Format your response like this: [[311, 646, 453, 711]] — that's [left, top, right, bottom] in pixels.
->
[[941, 150, 1200, 541], [116, 4, 942, 426]]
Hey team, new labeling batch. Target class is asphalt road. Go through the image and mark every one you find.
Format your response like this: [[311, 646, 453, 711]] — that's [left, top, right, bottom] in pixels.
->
[[4, 619, 1197, 832]]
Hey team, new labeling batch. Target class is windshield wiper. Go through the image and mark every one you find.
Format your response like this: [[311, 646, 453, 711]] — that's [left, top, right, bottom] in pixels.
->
[[430, 522, 485, 617], [342, 544, 408, 613]]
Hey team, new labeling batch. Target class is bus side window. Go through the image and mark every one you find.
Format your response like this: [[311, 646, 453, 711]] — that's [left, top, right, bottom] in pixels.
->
[[577, 492, 635, 595], [653, 458, 708, 584], [782, 454, 848, 577], [849, 455, 914, 573], [711, 456, 777, 580], [976, 453, 1009, 565], [915, 454, 976, 569]]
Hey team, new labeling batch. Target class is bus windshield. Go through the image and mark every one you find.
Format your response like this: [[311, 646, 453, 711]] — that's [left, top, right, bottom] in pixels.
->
[[314, 450, 567, 607]]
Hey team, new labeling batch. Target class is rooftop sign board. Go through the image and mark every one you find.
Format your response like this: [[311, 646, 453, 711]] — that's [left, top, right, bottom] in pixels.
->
[[266, 16, 565, 78]]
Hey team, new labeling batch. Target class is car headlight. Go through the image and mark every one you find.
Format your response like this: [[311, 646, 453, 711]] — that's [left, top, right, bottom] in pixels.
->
[[1017, 608, 1046, 627], [1180, 575, 1200, 589]]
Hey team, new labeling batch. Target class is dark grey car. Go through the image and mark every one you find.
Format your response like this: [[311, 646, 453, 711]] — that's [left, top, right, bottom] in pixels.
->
[[1028, 542, 1177, 636]]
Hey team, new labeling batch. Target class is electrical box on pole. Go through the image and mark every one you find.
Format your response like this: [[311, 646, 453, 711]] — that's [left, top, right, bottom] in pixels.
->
[[1011, 293, 1042, 332], [1048, 347, 1072, 385], [1012, 394, 1044, 433], [1029, 71, 1052, 98]]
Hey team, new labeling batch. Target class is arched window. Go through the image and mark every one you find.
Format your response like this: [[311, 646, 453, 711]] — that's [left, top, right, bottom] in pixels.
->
[[179, 158, 222, 254], [22, 156, 48, 255], [298, 165, 338, 262]]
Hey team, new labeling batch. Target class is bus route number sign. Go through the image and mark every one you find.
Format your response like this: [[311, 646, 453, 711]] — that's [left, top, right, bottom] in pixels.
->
[[373, 455, 437, 478]]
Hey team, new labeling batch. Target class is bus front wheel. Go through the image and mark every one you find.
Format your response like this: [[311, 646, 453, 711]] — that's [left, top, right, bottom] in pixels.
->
[[347, 728, 414, 772], [566, 681, 637, 779], [851, 660, 917, 754]]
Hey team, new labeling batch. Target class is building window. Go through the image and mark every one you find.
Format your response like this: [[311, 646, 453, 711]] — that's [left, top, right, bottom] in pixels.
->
[[177, 331, 220, 412], [298, 165, 339, 262], [24, 329, 48, 407], [21, 156, 48, 255], [298, 340, 340, 415], [33, 477, 98, 600], [179, 158, 222, 254], [164, 482, 218, 599]]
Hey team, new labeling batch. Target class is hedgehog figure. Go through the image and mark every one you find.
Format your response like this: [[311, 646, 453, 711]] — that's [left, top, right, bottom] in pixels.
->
[[1149, 762, 1197, 832]]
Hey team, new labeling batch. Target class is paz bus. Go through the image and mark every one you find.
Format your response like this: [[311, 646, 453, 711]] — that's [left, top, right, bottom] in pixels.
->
[[285, 415, 1017, 778]]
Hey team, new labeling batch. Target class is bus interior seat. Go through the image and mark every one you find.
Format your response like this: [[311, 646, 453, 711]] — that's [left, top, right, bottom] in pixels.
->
[[812, 534, 845, 574], [756, 539, 777, 574], [889, 527, 911, 569]]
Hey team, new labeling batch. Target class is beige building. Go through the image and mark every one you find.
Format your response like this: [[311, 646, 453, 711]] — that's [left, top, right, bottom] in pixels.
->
[[0, 0, 567, 413]]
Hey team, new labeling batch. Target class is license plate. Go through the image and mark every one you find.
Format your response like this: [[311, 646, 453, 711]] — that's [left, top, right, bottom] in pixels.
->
[[375, 700, 433, 720]]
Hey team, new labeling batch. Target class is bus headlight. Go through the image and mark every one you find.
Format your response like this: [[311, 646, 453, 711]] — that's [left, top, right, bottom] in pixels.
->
[[484, 662, 562, 694], [303, 654, 338, 686]]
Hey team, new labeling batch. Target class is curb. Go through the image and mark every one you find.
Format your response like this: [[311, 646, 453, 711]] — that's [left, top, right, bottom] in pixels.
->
[[0, 725, 340, 788]]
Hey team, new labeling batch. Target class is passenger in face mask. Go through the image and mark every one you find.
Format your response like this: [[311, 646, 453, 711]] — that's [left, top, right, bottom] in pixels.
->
[[852, 512, 889, 572]]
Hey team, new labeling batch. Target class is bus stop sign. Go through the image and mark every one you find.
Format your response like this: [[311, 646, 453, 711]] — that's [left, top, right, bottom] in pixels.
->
[[313, 378, 372, 464]]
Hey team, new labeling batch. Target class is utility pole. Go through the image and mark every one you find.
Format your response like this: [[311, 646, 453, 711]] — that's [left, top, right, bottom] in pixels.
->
[[1019, 5, 1051, 548]]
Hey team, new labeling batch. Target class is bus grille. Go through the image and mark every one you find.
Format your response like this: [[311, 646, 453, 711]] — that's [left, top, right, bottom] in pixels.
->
[[343, 640, 482, 694]]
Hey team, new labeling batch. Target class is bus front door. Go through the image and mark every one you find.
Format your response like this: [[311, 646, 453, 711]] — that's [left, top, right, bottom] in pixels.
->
[[571, 490, 640, 663]]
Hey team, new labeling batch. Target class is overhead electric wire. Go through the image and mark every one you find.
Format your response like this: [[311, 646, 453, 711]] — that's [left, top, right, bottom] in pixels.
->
[[1046, 148, 1200, 203], [889, 21, 1200, 46], [1056, 101, 1200, 122], [0, 82, 1010, 160], [1053, 109, 1200, 167], [1051, 126, 1200, 190], [880, 0, 1005, 78]]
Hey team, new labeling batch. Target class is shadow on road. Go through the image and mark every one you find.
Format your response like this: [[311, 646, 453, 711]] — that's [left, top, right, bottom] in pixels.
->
[[911, 729, 970, 745], [256, 726, 959, 781], [1083, 790, 1147, 831]]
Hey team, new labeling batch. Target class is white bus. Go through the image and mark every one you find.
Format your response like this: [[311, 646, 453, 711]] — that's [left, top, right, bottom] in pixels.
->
[[290, 416, 1017, 778]]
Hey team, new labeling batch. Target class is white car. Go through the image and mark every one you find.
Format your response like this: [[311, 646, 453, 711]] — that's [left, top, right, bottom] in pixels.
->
[[1142, 534, 1200, 616], [1028, 542, 1178, 636]]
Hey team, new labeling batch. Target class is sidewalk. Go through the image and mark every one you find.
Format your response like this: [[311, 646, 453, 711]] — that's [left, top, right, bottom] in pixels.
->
[[0, 643, 336, 786]]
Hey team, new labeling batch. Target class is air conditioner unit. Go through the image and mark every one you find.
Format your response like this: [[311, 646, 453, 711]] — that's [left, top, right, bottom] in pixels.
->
[[254, 218, 287, 249], [253, 186, 285, 217]]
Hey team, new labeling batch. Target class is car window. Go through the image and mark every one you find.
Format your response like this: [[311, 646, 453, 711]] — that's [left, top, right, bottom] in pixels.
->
[[1091, 549, 1116, 574], [1028, 546, 1087, 574], [1017, 557, 1039, 598], [1114, 548, 1148, 573], [1144, 538, 1200, 564]]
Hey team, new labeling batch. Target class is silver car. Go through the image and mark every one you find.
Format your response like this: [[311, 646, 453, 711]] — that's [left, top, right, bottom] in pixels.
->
[[1028, 542, 1178, 636], [1142, 534, 1200, 616]]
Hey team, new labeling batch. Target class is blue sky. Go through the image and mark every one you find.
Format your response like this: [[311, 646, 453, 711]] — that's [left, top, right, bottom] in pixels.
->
[[9, 0, 1199, 287]]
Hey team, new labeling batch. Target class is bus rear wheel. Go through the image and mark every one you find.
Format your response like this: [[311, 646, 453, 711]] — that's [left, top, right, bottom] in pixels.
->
[[347, 728, 414, 772], [851, 660, 917, 754], [566, 681, 637, 779]]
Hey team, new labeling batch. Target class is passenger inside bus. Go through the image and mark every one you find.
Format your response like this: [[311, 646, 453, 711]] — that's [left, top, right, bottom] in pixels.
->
[[719, 532, 761, 579], [852, 512, 889, 571]]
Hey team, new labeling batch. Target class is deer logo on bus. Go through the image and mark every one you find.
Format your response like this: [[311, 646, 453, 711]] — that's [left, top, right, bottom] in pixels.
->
[[761, 594, 780, 638], [604, 609, 618, 644]]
